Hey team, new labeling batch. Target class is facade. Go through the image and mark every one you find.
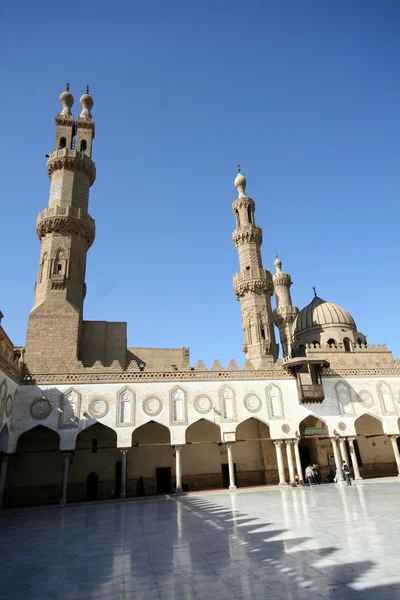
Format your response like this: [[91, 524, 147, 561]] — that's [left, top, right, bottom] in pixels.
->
[[1, 87, 400, 508]]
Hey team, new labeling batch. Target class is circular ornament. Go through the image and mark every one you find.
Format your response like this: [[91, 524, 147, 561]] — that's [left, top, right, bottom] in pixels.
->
[[88, 398, 109, 419], [194, 396, 212, 414], [5, 395, 12, 418], [30, 398, 52, 420], [338, 422, 347, 431], [358, 391, 374, 409], [0, 379, 7, 402], [143, 397, 162, 417], [244, 394, 261, 413], [281, 424, 291, 434]]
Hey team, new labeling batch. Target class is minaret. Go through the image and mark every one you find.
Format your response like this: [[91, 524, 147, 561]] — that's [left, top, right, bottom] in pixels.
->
[[232, 167, 278, 364], [24, 85, 96, 371], [272, 255, 298, 358]]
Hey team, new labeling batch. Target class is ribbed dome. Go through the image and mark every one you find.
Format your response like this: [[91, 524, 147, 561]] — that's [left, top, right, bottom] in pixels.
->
[[294, 295, 356, 335]]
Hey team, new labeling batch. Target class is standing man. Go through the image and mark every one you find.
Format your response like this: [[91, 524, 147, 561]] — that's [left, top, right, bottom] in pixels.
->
[[342, 460, 352, 486]]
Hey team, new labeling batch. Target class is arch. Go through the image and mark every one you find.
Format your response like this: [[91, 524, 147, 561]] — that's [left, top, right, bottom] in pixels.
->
[[15, 424, 61, 449], [327, 338, 337, 347], [298, 415, 328, 481], [266, 384, 284, 419], [0, 423, 9, 453], [343, 337, 352, 352], [356, 337, 363, 346], [218, 385, 237, 421], [59, 137, 66, 149], [169, 386, 187, 425], [235, 416, 270, 438], [234, 417, 275, 487], [353, 413, 394, 479], [132, 420, 171, 444], [80, 139, 87, 154], [185, 418, 221, 443], [75, 422, 117, 447], [335, 381, 355, 415], [377, 381, 396, 414], [354, 413, 384, 435], [116, 387, 135, 426]]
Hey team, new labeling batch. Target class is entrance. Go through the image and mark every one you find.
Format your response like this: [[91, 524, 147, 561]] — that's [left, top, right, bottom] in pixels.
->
[[156, 467, 171, 493], [86, 472, 98, 500], [299, 445, 311, 477], [115, 461, 122, 498], [222, 463, 237, 488]]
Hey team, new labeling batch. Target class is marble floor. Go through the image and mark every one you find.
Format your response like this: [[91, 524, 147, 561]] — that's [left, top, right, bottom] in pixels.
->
[[1, 479, 400, 600]]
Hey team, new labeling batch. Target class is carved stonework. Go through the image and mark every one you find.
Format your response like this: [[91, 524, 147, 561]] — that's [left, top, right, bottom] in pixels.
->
[[218, 385, 237, 422], [266, 384, 284, 419], [338, 422, 347, 431], [169, 386, 188, 425], [142, 397, 162, 417], [88, 398, 109, 419], [377, 382, 397, 415], [281, 424, 291, 434], [116, 388, 135, 426], [46, 152, 96, 185], [30, 398, 52, 420], [358, 390, 374, 409], [336, 381, 355, 416], [36, 214, 95, 247], [5, 395, 12, 418], [244, 394, 262, 413], [194, 396, 212, 414], [58, 388, 81, 428], [232, 226, 262, 247]]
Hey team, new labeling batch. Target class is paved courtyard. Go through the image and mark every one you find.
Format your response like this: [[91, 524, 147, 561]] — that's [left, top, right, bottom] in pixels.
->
[[1, 479, 400, 600]]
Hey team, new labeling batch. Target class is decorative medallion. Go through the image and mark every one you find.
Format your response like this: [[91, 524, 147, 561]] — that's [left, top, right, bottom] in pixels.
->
[[5, 395, 12, 418], [194, 395, 212, 414], [281, 424, 291, 434], [88, 398, 109, 419], [30, 398, 52, 420], [244, 394, 262, 413], [142, 397, 162, 417], [338, 422, 347, 431], [358, 391, 374, 409]]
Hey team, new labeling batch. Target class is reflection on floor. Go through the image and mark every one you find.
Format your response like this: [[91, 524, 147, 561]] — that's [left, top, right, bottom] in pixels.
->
[[1, 478, 400, 599]]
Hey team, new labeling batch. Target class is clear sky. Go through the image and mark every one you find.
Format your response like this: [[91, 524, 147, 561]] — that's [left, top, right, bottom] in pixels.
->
[[1, 0, 399, 366]]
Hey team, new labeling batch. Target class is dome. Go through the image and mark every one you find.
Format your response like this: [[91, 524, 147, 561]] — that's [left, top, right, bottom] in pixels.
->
[[293, 295, 356, 337]]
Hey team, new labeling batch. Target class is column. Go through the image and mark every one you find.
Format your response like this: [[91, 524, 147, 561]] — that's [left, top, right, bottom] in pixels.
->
[[285, 440, 295, 484], [175, 445, 183, 493], [60, 452, 71, 507], [120, 449, 128, 499], [0, 455, 9, 509], [331, 437, 344, 481], [274, 440, 287, 485], [339, 437, 350, 466], [348, 437, 362, 480], [390, 436, 400, 476], [293, 439, 304, 484], [226, 443, 236, 490]]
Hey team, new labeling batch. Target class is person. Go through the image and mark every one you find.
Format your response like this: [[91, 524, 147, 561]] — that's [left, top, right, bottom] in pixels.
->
[[136, 476, 145, 496], [342, 460, 352, 485], [305, 465, 314, 485], [294, 473, 300, 486], [182, 481, 189, 493], [312, 463, 320, 484]]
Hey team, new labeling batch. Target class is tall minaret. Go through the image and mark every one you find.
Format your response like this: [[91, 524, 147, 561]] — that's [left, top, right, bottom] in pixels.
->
[[232, 168, 278, 364], [24, 85, 96, 371], [272, 255, 298, 358]]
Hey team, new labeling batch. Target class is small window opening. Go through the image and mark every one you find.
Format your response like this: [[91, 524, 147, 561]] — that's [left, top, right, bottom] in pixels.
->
[[80, 140, 87, 154], [356, 337, 362, 346], [59, 137, 66, 149], [261, 328, 265, 340], [245, 266, 250, 271], [235, 210, 240, 227], [247, 207, 252, 224], [327, 338, 337, 347], [343, 338, 352, 352], [57, 264, 62, 273], [91, 439, 98, 454]]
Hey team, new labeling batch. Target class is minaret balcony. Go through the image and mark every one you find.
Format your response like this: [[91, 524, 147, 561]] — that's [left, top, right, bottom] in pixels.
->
[[36, 205, 95, 247], [46, 149, 96, 186], [232, 225, 262, 247], [233, 269, 273, 297], [273, 305, 299, 326]]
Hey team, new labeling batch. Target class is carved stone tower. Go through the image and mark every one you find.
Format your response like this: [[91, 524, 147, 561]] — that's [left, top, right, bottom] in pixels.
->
[[24, 85, 96, 371], [232, 168, 278, 364], [272, 255, 298, 358]]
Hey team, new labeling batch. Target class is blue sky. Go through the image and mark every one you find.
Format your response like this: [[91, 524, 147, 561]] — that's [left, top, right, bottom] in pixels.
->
[[1, 0, 399, 365]]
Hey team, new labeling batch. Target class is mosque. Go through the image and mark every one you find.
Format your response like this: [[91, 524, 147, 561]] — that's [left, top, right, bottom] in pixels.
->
[[1, 86, 400, 508]]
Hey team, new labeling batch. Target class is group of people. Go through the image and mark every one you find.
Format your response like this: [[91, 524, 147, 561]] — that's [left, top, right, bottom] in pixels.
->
[[304, 463, 320, 485]]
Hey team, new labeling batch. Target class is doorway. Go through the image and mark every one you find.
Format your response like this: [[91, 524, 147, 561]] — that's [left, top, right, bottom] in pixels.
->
[[86, 472, 98, 500], [222, 463, 237, 488], [156, 467, 171, 493], [299, 445, 311, 477]]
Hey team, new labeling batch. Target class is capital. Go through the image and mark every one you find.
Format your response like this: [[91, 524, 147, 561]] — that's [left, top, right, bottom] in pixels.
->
[[174, 445, 184, 452], [274, 440, 284, 447], [119, 448, 128, 455]]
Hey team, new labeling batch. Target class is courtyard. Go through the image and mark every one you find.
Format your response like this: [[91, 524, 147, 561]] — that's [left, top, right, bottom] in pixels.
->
[[0, 479, 400, 600]]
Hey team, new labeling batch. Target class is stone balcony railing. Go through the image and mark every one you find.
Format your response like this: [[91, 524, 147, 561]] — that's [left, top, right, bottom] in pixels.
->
[[233, 267, 273, 297], [36, 204, 95, 246], [46, 149, 96, 185]]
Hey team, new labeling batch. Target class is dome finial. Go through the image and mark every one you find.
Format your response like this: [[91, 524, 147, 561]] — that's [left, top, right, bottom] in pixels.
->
[[59, 83, 74, 116], [234, 165, 247, 196], [312, 286, 317, 298], [79, 85, 94, 118], [274, 251, 282, 273]]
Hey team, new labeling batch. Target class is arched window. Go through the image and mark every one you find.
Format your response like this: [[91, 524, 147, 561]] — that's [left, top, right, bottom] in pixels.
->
[[311, 340, 319, 346], [80, 140, 87, 154], [247, 207, 252, 224], [343, 337, 352, 352], [235, 210, 240, 227], [59, 137, 66, 149], [356, 337, 362, 346], [261, 328, 265, 340], [327, 338, 337, 347]]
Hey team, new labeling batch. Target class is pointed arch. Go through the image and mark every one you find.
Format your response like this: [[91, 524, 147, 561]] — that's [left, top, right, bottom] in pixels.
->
[[58, 388, 81, 429], [75, 422, 117, 449], [132, 420, 171, 444], [299, 414, 327, 434], [266, 384, 284, 419], [218, 385, 237, 421], [235, 416, 270, 438], [185, 418, 221, 443], [354, 413, 384, 435], [169, 385, 188, 425], [377, 381, 396, 415], [16, 425, 61, 450], [116, 387, 135, 426], [335, 380, 355, 416]]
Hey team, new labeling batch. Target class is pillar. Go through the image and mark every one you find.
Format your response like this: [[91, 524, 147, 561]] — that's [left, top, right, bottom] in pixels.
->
[[390, 436, 400, 476], [339, 437, 350, 466], [0, 455, 9, 509], [348, 437, 362, 480], [331, 437, 344, 481], [175, 445, 183, 493], [120, 449, 128, 499], [293, 439, 304, 483], [285, 440, 295, 484], [226, 443, 236, 490], [60, 452, 71, 507], [274, 440, 287, 485]]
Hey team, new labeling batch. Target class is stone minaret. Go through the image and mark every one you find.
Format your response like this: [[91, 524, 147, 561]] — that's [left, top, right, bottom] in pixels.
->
[[232, 168, 278, 364], [272, 255, 298, 358], [24, 85, 96, 371]]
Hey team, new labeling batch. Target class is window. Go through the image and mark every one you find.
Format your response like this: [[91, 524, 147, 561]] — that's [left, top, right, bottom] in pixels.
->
[[80, 140, 87, 154], [343, 338, 352, 352], [327, 338, 337, 347], [57, 264, 62, 273], [245, 266, 250, 271], [59, 137, 66, 149], [247, 207, 252, 224], [357, 337, 362, 346], [235, 210, 240, 227], [261, 328, 265, 340]]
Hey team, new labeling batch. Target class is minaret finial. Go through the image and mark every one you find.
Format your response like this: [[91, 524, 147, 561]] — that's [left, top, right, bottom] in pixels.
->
[[79, 86, 94, 118], [85, 84, 89, 94], [312, 286, 317, 297], [234, 166, 247, 196], [66, 82, 70, 92], [274, 252, 282, 273], [237, 164, 241, 173], [59, 84, 74, 116]]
